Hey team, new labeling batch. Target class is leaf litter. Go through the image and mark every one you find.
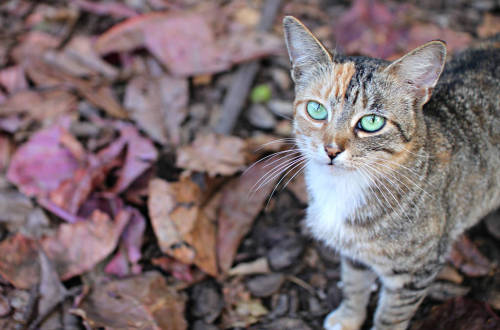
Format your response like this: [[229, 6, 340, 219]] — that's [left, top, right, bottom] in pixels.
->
[[0, 0, 498, 328]]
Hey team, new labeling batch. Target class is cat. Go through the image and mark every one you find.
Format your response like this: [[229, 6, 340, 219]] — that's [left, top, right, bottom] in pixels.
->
[[282, 16, 500, 330]]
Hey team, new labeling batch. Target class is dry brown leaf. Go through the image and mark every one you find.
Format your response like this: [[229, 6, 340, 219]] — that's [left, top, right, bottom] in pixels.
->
[[217, 161, 279, 273], [73, 271, 187, 330], [148, 177, 218, 276], [0, 234, 39, 289], [41, 209, 129, 280], [176, 133, 247, 176], [43, 35, 119, 79], [0, 89, 77, 121], [221, 277, 268, 328], [124, 74, 189, 145], [448, 235, 491, 277], [23, 57, 127, 119]]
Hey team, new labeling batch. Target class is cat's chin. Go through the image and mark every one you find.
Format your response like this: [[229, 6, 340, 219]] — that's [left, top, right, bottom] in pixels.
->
[[310, 160, 356, 176]]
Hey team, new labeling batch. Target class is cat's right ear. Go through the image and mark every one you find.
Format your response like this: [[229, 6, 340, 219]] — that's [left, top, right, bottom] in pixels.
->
[[283, 16, 332, 82]]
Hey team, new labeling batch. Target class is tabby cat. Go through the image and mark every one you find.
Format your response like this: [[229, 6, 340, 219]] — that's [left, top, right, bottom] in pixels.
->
[[282, 16, 500, 330]]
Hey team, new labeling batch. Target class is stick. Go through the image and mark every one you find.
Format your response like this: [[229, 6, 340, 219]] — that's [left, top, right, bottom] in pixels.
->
[[214, 0, 282, 135]]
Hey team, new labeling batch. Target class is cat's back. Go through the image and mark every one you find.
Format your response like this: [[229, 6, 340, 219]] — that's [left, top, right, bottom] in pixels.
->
[[425, 35, 500, 140], [424, 35, 500, 230]]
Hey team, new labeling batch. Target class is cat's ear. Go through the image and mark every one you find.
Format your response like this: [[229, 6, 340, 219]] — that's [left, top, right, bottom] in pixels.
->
[[384, 41, 447, 103], [283, 16, 332, 81]]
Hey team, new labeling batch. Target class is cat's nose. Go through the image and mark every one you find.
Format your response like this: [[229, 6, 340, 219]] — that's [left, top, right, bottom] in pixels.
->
[[324, 144, 342, 161]]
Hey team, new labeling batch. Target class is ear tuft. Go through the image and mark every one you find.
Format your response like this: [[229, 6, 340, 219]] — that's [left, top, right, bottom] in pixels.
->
[[283, 16, 331, 80], [385, 41, 447, 90]]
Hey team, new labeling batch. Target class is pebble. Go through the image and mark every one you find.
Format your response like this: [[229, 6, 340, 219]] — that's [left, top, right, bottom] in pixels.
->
[[268, 99, 294, 118], [246, 273, 285, 298], [271, 68, 292, 91], [246, 104, 276, 130], [190, 282, 223, 323], [267, 236, 305, 270]]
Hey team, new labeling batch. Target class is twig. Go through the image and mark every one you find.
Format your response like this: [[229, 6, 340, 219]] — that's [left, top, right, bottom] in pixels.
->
[[287, 275, 317, 297], [214, 0, 282, 135]]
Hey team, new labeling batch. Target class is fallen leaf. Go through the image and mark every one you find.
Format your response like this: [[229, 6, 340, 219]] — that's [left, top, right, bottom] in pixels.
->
[[217, 161, 279, 273], [334, 0, 472, 60], [221, 277, 268, 328], [148, 177, 218, 276], [124, 74, 189, 145], [0, 234, 39, 289], [72, 0, 138, 19], [11, 31, 61, 63], [95, 11, 281, 77], [73, 271, 187, 330], [43, 35, 119, 79], [7, 118, 80, 197], [110, 122, 158, 193], [448, 235, 491, 277], [23, 57, 127, 119], [0, 65, 28, 94], [477, 13, 500, 38], [0, 89, 77, 121], [286, 171, 308, 204], [105, 206, 145, 276], [411, 297, 500, 330], [41, 209, 129, 280], [176, 133, 247, 176]]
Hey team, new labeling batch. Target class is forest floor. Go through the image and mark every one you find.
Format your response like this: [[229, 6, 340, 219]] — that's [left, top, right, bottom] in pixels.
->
[[0, 0, 499, 329]]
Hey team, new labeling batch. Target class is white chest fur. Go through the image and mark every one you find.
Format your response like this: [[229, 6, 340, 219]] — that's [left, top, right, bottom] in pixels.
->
[[304, 162, 370, 249]]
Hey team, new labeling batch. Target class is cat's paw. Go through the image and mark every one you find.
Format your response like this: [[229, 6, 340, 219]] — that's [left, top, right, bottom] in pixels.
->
[[323, 306, 364, 330]]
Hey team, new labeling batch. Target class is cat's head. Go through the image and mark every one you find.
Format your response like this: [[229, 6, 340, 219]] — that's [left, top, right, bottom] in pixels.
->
[[283, 16, 446, 175]]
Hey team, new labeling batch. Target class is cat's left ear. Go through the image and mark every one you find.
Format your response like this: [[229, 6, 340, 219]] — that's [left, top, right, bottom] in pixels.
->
[[384, 41, 447, 104]]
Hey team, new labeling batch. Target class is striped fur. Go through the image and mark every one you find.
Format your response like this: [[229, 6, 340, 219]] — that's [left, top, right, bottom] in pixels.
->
[[283, 16, 500, 330]]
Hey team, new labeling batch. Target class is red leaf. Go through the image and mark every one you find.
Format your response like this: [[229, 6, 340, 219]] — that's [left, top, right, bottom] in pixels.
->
[[110, 122, 158, 193], [95, 12, 281, 77], [7, 118, 80, 197]]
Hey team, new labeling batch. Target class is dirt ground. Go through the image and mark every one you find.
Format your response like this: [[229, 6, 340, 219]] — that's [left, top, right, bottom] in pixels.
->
[[0, 0, 498, 329]]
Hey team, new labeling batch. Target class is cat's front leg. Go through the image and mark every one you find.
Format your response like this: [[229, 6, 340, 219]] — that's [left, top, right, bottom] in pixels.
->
[[324, 257, 377, 330], [373, 266, 440, 330]]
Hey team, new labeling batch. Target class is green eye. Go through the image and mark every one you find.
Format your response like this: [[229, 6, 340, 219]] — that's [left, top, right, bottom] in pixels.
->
[[306, 101, 328, 120], [358, 115, 386, 132]]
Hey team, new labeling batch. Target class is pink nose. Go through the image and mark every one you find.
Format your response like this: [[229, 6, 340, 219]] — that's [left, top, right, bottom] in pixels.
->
[[324, 144, 342, 160]]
